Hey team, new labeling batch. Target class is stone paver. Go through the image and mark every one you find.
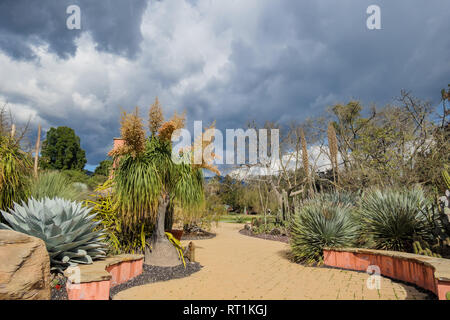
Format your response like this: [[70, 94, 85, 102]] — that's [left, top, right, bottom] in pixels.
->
[[114, 222, 430, 300]]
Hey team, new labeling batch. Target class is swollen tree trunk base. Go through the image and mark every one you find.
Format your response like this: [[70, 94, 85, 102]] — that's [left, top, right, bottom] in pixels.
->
[[144, 194, 182, 267], [144, 237, 182, 267]]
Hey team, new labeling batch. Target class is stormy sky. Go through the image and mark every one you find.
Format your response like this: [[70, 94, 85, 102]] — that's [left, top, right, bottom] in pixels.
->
[[0, 0, 449, 172]]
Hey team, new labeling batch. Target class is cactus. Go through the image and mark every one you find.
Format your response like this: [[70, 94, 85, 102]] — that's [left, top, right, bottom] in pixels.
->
[[412, 238, 442, 258], [0, 197, 108, 272]]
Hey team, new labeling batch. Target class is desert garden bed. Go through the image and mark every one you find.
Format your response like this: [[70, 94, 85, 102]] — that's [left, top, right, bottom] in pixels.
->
[[181, 230, 216, 241], [239, 228, 289, 243]]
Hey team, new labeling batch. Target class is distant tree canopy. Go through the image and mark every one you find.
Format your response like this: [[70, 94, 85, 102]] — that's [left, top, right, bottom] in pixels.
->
[[94, 159, 113, 176], [40, 126, 86, 171]]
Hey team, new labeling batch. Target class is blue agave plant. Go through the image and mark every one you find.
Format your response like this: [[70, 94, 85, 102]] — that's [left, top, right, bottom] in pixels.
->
[[0, 197, 108, 271]]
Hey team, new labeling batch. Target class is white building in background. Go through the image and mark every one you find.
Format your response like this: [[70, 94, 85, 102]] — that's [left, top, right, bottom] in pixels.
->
[[228, 145, 342, 180]]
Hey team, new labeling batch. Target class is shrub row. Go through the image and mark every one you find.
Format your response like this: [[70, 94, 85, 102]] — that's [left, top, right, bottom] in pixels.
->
[[290, 186, 449, 264]]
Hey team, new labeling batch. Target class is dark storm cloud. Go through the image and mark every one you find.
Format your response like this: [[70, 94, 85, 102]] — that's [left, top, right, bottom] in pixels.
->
[[0, 0, 449, 170], [0, 0, 148, 59], [176, 0, 450, 130]]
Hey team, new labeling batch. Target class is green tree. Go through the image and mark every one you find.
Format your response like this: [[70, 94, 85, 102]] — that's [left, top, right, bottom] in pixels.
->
[[40, 126, 87, 170], [94, 159, 113, 176], [328, 90, 449, 191]]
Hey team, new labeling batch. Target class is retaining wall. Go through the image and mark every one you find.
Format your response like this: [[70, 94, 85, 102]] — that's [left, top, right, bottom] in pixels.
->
[[64, 254, 144, 300]]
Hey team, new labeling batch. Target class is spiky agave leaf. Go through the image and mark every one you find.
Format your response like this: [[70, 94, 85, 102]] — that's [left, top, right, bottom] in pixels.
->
[[0, 197, 108, 272]]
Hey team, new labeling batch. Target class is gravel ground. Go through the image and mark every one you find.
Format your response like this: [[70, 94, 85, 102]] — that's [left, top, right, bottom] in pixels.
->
[[51, 262, 202, 300], [51, 275, 69, 300], [109, 262, 202, 298], [239, 228, 289, 243]]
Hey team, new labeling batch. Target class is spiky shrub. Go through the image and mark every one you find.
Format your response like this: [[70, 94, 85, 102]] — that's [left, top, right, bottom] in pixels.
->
[[359, 186, 434, 252], [30, 171, 86, 201], [0, 136, 32, 211], [290, 200, 358, 264], [0, 197, 108, 271]]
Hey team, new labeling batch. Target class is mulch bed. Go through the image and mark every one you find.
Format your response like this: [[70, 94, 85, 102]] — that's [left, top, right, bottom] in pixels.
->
[[51, 261, 202, 300], [181, 230, 216, 241], [239, 228, 289, 243]]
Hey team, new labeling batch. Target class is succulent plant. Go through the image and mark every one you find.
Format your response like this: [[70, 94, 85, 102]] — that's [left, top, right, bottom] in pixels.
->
[[412, 238, 442, 258], [0, 197, 108, 271], [290, 201, 358, 265], [359, 186, 435, 252]]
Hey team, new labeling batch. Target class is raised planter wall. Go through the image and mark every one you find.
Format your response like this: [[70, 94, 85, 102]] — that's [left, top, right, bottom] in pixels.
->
[[323, 248, 450, 300], [64, 254, 144, 300]]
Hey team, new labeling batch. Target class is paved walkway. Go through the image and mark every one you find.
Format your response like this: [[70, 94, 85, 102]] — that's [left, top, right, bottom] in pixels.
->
[[114, 223, 429, 300]]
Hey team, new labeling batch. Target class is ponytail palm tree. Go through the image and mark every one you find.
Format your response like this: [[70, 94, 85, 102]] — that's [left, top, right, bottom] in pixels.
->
[[110, 100, 218, 266]]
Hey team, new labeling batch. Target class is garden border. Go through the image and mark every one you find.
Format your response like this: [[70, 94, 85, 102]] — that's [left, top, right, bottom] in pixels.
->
[[63, 254, 144, 300], [323, 247, 450, 300]]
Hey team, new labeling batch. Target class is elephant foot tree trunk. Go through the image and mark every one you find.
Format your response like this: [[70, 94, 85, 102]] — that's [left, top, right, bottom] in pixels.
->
[[144, 195, 182, 267]]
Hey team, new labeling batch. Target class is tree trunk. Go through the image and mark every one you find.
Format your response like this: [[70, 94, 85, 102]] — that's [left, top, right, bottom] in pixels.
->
[[144, 195, 182, 267], [282, 190, 289, 221], [164, 200, 174, 232]]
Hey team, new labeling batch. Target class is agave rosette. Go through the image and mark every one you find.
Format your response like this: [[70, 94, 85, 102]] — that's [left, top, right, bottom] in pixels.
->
[[0, 197, 108, 271]]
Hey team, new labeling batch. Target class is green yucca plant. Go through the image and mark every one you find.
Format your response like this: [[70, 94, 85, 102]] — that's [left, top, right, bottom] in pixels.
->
[[30, 170, 86, 201], [359, 186, 434, 252], [0, 136, 32, 211], [290, 200, 358, 264], [0, 197, 108, 272]]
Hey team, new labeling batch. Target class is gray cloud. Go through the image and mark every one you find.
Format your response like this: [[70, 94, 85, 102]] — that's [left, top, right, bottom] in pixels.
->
[[0, 0, 449, 171], [0, 0, 147, 60]]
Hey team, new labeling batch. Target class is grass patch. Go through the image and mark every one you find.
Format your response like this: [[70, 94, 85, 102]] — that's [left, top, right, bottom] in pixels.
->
[[219, 214, 262, 223]]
